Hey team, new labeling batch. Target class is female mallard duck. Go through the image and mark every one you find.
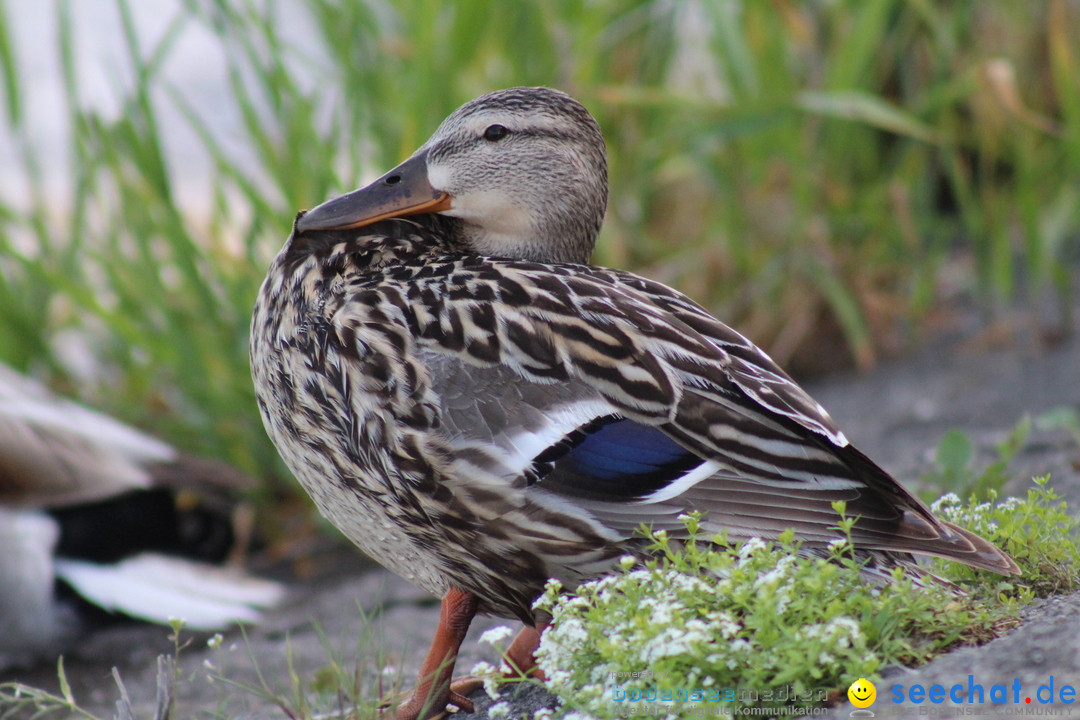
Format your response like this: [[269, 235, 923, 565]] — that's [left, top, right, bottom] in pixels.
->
[[251, 86, 1018, 720]]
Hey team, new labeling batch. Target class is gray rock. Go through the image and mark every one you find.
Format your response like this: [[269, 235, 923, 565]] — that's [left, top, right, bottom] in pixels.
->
[[824, 591, 1080, 718]]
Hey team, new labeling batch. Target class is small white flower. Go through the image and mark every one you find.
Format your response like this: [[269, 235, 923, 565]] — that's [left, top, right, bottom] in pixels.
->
[[479, 625, 514, 646], [532, 578, 565, 611], [737, 537, 767, 558], [545, 668, 573, 687], [466, 659, 507, 698], [469, 660, 497, 677], [488, 701, 511, 718], [206, 633, 224, 649], [711, 611, 741, 639], [999, 497, 1023, 510], [931, 493, 961, 512]]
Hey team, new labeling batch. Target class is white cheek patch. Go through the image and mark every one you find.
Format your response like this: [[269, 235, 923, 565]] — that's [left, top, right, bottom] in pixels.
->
[[447, 190, 532, 237], [426, 151, 537, 256], [427, 162, 453, 193], [429, 162, 531, 226]]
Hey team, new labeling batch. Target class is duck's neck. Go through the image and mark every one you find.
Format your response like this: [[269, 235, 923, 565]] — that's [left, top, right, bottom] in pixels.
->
[[442, 206, 600, 265]]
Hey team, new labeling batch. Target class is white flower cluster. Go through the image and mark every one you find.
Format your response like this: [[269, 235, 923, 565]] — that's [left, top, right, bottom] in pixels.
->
[[526, 522, 901, 718], [931, 492, 1022, 536], [479, 625, 514, 646], [930, 493, 962, 513], [467, 660, 504, 699], [795, 616, 864, 666]]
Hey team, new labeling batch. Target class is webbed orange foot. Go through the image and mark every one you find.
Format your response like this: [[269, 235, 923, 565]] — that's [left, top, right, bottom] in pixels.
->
[[393, 587, 479, 720]]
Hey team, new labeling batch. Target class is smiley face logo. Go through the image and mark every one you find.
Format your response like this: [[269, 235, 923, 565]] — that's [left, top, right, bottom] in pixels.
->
[[848, 678, 876, 708]]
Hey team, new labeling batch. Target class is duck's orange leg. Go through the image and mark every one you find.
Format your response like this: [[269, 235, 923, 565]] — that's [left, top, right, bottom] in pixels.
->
[[502, 620, 549, 680], [396, 587, 479, 720], [411, 617, 552, 715]]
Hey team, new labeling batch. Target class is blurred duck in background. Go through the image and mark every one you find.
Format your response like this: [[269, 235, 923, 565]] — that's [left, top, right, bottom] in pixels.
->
[[0, 362, 282, 670]]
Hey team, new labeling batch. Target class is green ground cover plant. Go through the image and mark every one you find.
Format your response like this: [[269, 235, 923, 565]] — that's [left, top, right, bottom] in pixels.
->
[[485, 476, 1077, 718]]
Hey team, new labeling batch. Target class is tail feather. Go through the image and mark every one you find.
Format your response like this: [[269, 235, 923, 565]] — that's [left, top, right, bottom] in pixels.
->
[[835, 447, 1019, 576], [54, 553, 284, 630], [936, 520, 1021, 576], [871, 511, 1020, 576]]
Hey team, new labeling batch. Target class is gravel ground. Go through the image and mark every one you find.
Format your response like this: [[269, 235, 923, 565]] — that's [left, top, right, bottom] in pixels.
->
[[3, 314, 1079, 720]]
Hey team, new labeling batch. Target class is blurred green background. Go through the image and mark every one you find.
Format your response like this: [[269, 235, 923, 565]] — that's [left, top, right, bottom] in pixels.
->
[[0, 0, 1077, 495]]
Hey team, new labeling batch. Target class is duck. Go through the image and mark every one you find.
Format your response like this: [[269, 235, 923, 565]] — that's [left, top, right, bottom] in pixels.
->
[[250, 86, 1019, 720], [0, 362, 282, 670]]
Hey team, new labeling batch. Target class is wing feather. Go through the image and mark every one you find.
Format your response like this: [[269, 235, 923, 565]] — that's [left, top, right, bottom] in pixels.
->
[[387, 259, 1017, 575]]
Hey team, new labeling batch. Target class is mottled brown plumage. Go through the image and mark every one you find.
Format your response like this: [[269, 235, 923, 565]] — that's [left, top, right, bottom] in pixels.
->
[[251, 87, 1017, 719]]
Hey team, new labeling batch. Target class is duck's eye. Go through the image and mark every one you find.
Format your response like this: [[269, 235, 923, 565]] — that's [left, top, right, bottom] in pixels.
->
[[482, 124, 509, 141]]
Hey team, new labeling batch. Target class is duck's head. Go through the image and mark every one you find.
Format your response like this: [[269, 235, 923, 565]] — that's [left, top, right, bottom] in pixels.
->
[[297, 87, 608, 265]]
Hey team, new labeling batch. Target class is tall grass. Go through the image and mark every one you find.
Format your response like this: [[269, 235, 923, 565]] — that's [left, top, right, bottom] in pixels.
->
[[0, 0, 1077, 491]]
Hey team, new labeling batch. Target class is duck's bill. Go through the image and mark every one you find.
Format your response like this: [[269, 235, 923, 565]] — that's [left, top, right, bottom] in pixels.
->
[[296, 153, 451, 233]]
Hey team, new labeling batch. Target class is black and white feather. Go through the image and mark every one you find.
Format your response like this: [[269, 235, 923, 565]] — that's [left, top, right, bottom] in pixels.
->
[[0, 363, 282, 669]]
